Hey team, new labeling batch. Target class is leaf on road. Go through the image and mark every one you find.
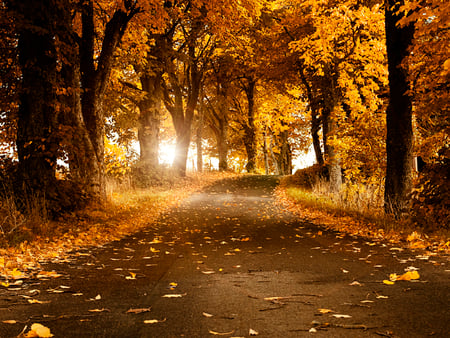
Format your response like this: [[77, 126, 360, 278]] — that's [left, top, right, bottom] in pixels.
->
[[144, 318, 166, 324], [150, 247, 160, 253], [2, 320, 17, 324], [208, 329, 235, 335], [201, 270, 215, 275], [249, 328, 259, 335], [88, 294, 101, 301], [162, 293, 186, 298], [332, 314, 352, 319], [36, 271, 62, 279], [126, 307, 151, 314], [202, 312, 213, 318], [25, 323, 54, 337], [383, 280, 395, 285], [318, 308, 333, 314], [396, 270, 420, 281], [126, 272, 137, 280], [88, 308, 109, 312], [349, 281, 362, 286], [28, 299, 51, 304]]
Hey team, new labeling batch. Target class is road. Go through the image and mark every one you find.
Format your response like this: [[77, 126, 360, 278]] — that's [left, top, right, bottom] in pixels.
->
[[1, 175, 449, 337]]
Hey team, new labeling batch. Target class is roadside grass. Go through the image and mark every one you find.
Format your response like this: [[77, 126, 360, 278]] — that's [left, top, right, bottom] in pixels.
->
[[0, 171, 236, 279], [276, 178, 450, 254]]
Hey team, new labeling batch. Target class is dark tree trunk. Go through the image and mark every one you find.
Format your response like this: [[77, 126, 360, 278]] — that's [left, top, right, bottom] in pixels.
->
[[263, 131, 269, 175], [300, 68, 324, 166], [311, 111, 324, 166], [242, 78, 257, 173], [11, 0, 60, 201], [277, 129, 292, 175], [196, 109, 204, 172], [323, 106, 342, 193], [384, 0, 415, 216]]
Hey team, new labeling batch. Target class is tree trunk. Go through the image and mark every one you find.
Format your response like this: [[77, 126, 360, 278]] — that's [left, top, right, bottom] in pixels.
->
[[384, 0, 415, 216], [263, 131, 269, 175], [217, 122, 229, 171], [311, 110, 324, 166], [243, 78, 257, 173], [323, 107, 342, 193], [13, 0, 59, 201], [138, 74, 162, 169], [300, 68, 324, 166], [79, 0, 137, 200], [196, 109, 203, 172]]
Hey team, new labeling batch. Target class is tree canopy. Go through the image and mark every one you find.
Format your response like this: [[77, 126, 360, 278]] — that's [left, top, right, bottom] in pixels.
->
[[1, 0, 448, 223]]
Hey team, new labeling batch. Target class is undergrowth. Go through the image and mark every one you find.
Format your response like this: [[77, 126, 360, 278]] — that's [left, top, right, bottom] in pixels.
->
[[277, 167, 449, 253]]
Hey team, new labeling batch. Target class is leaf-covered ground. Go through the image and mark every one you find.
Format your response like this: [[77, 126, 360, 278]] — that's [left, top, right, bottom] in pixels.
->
[[0, 172, 236, 283]]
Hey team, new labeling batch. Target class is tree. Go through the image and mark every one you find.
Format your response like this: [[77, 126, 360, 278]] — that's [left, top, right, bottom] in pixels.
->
[[384, 0, 415, 216], [6, 0, 66, 208]]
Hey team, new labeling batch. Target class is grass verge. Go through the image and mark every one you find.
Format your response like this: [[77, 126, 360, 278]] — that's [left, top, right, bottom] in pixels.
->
[[275, 179, 450, 254]]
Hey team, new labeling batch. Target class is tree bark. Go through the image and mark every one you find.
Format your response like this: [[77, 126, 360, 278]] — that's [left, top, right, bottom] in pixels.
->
[[384, 0, 415, 216], [323, 106, 342, 193], [13, 1, 60, 199], [196, 109, 204, 172], [242, 78, 257, 173]]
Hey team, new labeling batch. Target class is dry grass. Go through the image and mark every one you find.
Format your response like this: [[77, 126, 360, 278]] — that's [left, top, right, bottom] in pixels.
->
[[0, 171, 237, 278], [276, 177, 450, 254]]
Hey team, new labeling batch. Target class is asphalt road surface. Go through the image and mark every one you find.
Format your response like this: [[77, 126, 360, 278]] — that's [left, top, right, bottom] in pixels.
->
[[1, 175, 449, 337]]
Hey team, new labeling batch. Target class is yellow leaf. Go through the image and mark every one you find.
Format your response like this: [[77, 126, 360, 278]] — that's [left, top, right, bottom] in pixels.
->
[[318, 308, 333, 314], [126, 272, 136, 280], [383, 280, 395, 285], [28, 299, 51, 304], [27, 323, 54, 338], [2, 320, 17, 324], [396, 271, 420, 281], [11, 268, 24, 279], [144, 318, 166, 324]]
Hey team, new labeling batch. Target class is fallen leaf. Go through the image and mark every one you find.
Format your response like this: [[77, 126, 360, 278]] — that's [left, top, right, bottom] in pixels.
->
[[349, 281, 362, 286], [126, 307, 151, 314], [26, 323, 54, 337], [249, 328, 259, 335], [126, 272, 137, 280], [2, 320, 17, 324], [383, 280, 395, 285], [309, 328, 317, 333], [144, 318, 166, 324], [208, 329, 235, 335], [396, 270, 420, 281], [332, 314, 352, 319], [201, 271, 215, 275], [318, 308, 333, 314], [88, 308, 109, 312], [162, 293, 186, 298], [376, 295, 389, 299], [36, 271, 62, 279], [28, 299, 51, 304], [202, 312, 213, 318]]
